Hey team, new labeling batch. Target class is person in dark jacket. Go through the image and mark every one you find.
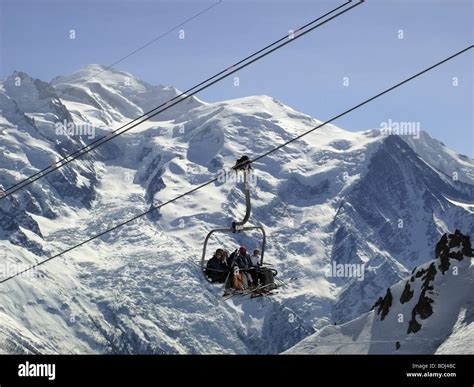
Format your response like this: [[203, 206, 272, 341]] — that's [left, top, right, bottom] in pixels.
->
[[233, 246, 255, 286], [234, 246, 252, 269], [222, 250, 230, 266], [228, 249, 237, 268], [206, 249, 229, 283]]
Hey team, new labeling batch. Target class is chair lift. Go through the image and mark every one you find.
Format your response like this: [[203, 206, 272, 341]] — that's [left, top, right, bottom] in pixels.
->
[[200, 156, 273, 290]]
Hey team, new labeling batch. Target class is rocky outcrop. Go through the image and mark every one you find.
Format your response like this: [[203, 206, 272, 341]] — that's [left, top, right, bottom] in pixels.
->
[[372, 288, 393, 321], [436, 229, 472, 274], [400, 281, 414, 304]]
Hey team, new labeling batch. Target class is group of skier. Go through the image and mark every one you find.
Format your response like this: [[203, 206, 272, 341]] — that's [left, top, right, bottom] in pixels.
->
[[205, 246, 275, 292]]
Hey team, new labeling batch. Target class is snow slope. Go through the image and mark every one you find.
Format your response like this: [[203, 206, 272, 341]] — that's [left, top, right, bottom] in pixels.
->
[[286, 230, 474, 354]]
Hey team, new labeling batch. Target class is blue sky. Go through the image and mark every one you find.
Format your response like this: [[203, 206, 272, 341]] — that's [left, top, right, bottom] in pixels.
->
[[1, 0, 472, 156]]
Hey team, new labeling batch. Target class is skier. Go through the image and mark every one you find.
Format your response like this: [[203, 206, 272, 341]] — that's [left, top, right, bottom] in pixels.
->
[[250, 249, 261, 267], [205, 249, 229, 283], [234, 246, 254, 287]]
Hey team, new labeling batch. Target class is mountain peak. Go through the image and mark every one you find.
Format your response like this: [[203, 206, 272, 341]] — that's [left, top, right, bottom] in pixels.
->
[[5, 71, 38, 88], [51, 64, 141, 87]]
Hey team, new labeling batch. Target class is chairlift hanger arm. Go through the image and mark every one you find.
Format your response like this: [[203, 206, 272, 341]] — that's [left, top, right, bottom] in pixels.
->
[[200, 226, 266, 282], [232, 156, 253, 230], [232, 169, 252, 229]]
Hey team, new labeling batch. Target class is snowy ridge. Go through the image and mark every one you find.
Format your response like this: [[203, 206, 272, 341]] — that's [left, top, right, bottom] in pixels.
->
[[285, 230, 474, 354], [51, 64, 203, 128]]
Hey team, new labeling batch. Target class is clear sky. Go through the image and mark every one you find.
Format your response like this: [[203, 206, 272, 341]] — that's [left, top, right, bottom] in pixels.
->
[[0, 0, 473, 156]]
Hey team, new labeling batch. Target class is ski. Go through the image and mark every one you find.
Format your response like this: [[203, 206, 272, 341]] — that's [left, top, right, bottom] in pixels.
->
[[223, 282, 278, 300]]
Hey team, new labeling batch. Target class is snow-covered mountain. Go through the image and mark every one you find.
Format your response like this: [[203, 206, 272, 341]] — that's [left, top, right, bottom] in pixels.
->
[[50, 64, 202, 126], [286, 230, 474, 354], [0, 65, 472, 354]]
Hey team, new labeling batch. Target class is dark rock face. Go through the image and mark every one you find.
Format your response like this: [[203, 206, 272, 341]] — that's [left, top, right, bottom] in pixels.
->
[[0, 195, 44, 255], [406, 230, 472, 335], [418, 264, 436, 317], [407, 262, 436, 334], [400, 281, 414, 304], [46, 169, 98, 209], [436, 229, 472, 274], [137, 147, 153, 163], [372, 288, 393, 321], [146, 168, 166, 204], [145, 167, 166, 222], [407, 315, 422, 334], [368, 230, 472, 336], [331, 225, 359, 266]]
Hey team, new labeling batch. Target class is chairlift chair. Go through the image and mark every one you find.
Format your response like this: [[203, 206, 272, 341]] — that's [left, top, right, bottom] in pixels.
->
[[200, 157, 267, 282]]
